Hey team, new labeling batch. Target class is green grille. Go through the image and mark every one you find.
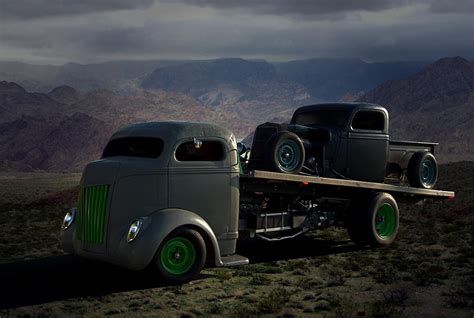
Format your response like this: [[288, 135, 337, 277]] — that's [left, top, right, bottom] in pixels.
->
[[76, 185, 109, 244]]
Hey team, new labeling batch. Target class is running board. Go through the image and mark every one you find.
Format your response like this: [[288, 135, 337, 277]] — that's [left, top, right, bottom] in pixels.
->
[[220, 254, 249, 267]]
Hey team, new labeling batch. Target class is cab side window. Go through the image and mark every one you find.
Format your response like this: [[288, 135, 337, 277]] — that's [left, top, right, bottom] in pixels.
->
[[176, 140, 225, 161], [352, 111, 385, 131]]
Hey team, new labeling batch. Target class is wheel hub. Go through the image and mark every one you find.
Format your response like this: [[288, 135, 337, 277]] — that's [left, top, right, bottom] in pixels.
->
[[375, 203, 396, 239]]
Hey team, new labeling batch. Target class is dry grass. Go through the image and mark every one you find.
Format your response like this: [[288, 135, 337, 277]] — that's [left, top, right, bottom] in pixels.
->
[[0, 162, 473, 317]]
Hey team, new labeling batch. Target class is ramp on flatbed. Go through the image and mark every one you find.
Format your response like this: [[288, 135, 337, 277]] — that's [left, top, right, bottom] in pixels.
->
[[243, 170, 455, 199]]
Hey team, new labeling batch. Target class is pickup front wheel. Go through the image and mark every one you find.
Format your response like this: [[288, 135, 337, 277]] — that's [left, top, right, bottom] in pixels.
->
[[154, 228, 206, 284]]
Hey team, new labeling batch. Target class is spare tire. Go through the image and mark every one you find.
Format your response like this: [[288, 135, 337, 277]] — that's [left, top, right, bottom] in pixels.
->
[[266, 131, 305, 174], [407, 152, 438, 189]]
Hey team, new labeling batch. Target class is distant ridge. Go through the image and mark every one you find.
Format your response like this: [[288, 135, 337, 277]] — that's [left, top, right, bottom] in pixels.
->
[[358, 56, 474, 162]]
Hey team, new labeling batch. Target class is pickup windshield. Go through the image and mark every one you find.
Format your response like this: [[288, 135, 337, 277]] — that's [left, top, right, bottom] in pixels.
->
[[293, 109, 350, 128]]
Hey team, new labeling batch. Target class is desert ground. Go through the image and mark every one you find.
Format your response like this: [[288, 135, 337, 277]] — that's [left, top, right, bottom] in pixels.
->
[[0, 163, 472, 317]]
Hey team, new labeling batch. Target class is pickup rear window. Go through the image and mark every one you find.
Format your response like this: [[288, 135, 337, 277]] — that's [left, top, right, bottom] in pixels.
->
[[352, 111, 385, 131], [102, 137, 164, 158], [293, 110, 350, 128]]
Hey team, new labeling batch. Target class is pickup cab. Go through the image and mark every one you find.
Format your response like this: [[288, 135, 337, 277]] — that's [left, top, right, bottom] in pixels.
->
[[61, 121, 453, 284], [246, 103, 438, 189]]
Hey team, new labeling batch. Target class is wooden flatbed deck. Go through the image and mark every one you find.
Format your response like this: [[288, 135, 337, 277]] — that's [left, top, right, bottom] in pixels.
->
[[243, 170, 455, 199]]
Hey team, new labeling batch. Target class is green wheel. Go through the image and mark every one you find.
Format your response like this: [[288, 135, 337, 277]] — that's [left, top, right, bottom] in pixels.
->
[[408, 152, 438, 189], [347, 192, 399, 247], [267, 131, 305, 174], [155, 228, 206, 284]]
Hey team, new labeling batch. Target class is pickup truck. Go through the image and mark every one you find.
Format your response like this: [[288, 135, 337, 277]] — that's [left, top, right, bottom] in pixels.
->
[[246, 103, 438, 189], [60, 121, 454, 284]]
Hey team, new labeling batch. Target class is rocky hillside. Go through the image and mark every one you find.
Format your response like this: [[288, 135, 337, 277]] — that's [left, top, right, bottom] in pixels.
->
[[274, 58, 427, 100], [0, 81, 253, 172], [358, 57, 474, 162], [0, 57, 472, 171], [142, 58, 315, 122]]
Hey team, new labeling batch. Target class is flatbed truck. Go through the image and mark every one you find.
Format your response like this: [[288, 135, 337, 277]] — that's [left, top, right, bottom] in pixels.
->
[[60, 121, 454, 284]]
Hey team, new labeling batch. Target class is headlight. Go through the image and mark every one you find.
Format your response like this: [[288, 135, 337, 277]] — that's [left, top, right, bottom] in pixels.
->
[[62, 208, 76, 230], [127, 219, 143, 243]]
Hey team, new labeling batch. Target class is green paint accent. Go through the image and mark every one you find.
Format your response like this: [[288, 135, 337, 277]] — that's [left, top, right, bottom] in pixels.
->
[[237, 153, 243, 175], [375, 203, 396, 239], [160, 237, 196, 276], [277, 139, 301, 172], [420, 159, 436, 187], [76, 185, 109, 244]]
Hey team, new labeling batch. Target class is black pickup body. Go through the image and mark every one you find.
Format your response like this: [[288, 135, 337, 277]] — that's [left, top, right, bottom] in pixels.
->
[[248, 103, 437, 183]]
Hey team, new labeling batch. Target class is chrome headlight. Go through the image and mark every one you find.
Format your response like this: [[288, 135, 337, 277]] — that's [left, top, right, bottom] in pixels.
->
[[127, 219, 143, 243], [62, 208, 76, 230]]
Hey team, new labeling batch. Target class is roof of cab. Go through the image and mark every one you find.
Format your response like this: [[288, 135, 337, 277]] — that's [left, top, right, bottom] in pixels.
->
[[109, 121, 234, 142], [293, 102, 386, 115], [291, 102, 388, 123]]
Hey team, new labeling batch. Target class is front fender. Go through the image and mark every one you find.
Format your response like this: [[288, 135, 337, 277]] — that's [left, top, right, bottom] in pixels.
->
[[110, 208, 224, 270]]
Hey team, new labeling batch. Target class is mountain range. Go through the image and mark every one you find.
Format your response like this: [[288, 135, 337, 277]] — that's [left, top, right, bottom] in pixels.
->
[[0, 58, 427, 101], [357, 56, 474, 162], [0, 56, 472, 171]]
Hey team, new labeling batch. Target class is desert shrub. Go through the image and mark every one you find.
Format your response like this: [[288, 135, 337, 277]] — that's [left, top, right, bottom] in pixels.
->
[[440, 232, 464, 248], [249, 273, 271, 285], [445, 286, 474, 308], [297, 277, 324, 289], [320, 265, 346, 287], [227, 302, 258, 318], [256, 287, 290, 314], [283, 259, 308, 272], [373, 263, 400, 284], [252, 263, 283, 273], [214, 268, 233, 281], [206, 302, 225, 315], [291, 268, 306, 276], [412, 262, 449, 286]]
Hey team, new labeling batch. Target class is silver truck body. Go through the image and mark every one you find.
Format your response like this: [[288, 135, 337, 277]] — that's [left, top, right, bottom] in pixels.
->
[[61, 121, 240, 270]]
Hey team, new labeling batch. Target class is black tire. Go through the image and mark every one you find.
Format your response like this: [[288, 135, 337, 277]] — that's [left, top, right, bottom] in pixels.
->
[[346, 192, 399, 247], [407, 152, 438, 189], [154, 228, 206, 284], [266, 131, 305, 174]]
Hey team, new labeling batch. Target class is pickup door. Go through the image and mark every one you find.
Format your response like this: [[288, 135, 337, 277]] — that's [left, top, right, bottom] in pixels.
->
[[345, 109, 389, 183]]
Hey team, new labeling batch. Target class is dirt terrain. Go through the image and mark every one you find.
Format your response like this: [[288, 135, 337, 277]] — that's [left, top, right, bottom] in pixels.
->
[[0, 163, 472, 317]]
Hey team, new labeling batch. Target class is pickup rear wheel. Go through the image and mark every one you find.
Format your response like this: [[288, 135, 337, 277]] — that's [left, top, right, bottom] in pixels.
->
[[267, 131, 305, 174], [347, 192, 399, 247], [407, 152, 438, 189], [154, 228, 206, 284]]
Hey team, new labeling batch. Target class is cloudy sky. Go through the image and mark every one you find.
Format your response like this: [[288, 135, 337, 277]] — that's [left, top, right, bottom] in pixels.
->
[[0, 0, 473, 64]]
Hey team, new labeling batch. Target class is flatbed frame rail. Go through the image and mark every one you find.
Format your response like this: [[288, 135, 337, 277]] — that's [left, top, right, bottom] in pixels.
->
[[243, 170, 455, 199]]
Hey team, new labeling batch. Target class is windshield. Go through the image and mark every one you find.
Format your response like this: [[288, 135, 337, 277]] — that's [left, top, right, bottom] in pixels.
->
[[293, 109, 350, 128], [102, 137, 164, 159]]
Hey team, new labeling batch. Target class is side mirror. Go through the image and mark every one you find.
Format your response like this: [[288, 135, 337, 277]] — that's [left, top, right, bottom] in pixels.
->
[[237, 142, 247, 155]]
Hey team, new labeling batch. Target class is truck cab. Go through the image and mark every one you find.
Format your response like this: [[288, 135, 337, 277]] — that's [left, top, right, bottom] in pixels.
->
[[290, 103, 389, 182], [61, 121, 244, 283]]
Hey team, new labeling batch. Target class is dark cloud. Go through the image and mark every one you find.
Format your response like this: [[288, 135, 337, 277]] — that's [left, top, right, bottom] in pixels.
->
[[429, 0, 474, 13], [0, 0, 154, 20], [173, 0, 412, 17], [0, 0, 472, 63]]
